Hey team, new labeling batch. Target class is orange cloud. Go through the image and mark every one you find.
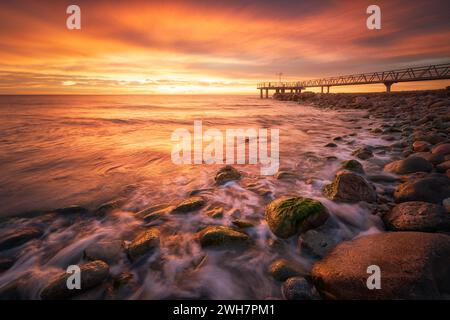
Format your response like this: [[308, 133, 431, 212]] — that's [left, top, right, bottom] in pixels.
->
[[0, 0, 449, 94]]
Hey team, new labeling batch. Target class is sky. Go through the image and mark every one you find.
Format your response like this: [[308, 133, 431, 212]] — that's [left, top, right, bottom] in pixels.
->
[[0, 0, 449, 94]]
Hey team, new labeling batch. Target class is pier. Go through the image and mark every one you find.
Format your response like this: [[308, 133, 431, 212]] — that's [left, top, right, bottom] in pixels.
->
[[257, 63, 450, 98]]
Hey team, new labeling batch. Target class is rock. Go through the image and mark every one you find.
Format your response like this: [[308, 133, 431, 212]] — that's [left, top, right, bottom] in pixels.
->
[[383, 201, 450, 232], [205, 207, 224, 218], [412, 141, 431, 152], [323, 170, 377, 203], [432, 143, 450, 156], [54, 205, 88, 215], [198, 226, 250, 248], [231, 219, 255, 228], [135, 203, 170, 219], [324, 142, 337, 148], [352, 147, 373, 160], [299, 229, 338, 258], [340, 160, 364, 174], [275, 171, 299, 180], [444, 198, 450, 213], [412, 152, 445, 165], [127, 229, 160, 261], [437, 160, 450, 172], [282, 277, 318, 300], [0, 257, 14, 271], [40, 260, 110, 300], [84, 240, 123, 263], [94, 199, 123, 215], [0, 227, 43, 251], [367, 174, 400, 183], [265, 197, 329, 239], [214, 165, 241, 185], [268, 259, 304, 281], [172, 196, 205, 213], [311, 232, 450, 299], [394, 176, 450, 204], [384, 156, 432, 174]]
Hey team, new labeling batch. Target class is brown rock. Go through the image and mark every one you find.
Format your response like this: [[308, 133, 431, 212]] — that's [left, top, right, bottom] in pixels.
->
[[127, 229, 160, 261], [394, 176, 450, 204], [323, 170, 377, 203], [432, 143, 450, 156], [383, 201, 450, 232], [40, 260, 109, 300], [384, 156, 432, 174], [312, 232, 450, 299], [268, 259, 304, 281]]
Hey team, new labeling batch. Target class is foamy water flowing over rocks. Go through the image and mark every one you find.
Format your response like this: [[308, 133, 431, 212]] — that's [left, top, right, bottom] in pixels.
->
[[0, 91, 449, 299]]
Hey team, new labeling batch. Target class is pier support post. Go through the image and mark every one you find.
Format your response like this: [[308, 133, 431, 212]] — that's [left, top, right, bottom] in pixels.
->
[[326, 86, 330, 93], [321, 86, 324, 93], [384, 81, 394, 93], [265, 89, 268, 98], [260, 89, 263, 99]]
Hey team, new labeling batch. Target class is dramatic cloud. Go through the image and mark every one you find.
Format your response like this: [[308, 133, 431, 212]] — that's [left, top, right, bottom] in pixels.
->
[[0, 0, 449, 93]]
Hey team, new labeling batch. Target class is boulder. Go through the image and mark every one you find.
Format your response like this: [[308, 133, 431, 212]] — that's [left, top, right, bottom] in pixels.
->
[[127, 229, 160, 261], [0, 227, 43, 251], [340, 160, 364, 174], [437, 160, 450, 172], [282, 277, 319, 300], [323, 170, 377, 203], [412, 141, 431, 152], [383, 201, 450, 232], [265, 197, 329, 239], [40, 260, 109, 300], [299, 229, 338, 258], [214, 165, 241, 185], [384, 156, 432, 174], [394, 176, 450, 204], [172, 196, 205, 213], [205, 207, 224, 218], [352, 147, 373, 160], [84, 240, 123, 263], [198, 226, 250, 248], [432, 143, 450, 156], [268, 259, 304, 281], [231, 219, 255, 228], [412, 152, 444, 165], [311, 232, 450, 299]]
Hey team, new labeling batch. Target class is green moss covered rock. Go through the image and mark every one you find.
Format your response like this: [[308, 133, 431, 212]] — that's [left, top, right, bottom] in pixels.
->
[[265, 197, 329, 239], [341, 160, 364, 174], [198, 226, 250, 248], [214, 165, 241, 185]]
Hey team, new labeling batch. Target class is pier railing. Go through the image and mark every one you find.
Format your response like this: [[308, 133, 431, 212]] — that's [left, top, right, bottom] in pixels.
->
[[257, 63, 450, 94]]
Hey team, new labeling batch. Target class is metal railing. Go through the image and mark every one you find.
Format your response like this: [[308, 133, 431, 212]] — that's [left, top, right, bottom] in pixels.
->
[[257, 63, 450, 89]]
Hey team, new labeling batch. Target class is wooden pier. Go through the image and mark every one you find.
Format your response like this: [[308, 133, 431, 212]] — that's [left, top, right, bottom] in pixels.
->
[[257, 63, 450, 98]]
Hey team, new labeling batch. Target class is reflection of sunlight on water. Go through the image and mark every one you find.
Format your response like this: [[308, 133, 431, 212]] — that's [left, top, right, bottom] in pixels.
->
[[0, 95, 387, 299]]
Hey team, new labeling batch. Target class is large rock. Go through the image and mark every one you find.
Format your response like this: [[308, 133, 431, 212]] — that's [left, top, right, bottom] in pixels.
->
[[265, 197, 329, 239], [127, 229, 160, 261], [352, 146, 373, 160], [214, 165, 241, 185], [172, 196, 205, 213], [84, 240, 123, 263], [394, 176, 450, 204], [383, 201, 450, 232], [198, 226, 250, 248], [0, 227, 43, 251], [268, 259, 303, 281], [312, 232, 450, 299], [282, 277, 319, 300], [40, 260, 109, 300], [323, 170, 377, 203], [432, 143, 450, 156], [299, 229, 339, 258], [437, 160, 450, 172], [340, 160, 364, 174], [384, 156, 432, 174]]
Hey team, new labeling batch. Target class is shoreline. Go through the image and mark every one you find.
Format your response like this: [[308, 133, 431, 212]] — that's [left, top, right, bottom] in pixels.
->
[[0, 90, 449, 299]]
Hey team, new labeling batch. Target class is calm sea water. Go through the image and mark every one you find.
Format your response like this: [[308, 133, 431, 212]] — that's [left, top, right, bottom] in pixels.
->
[[0, 95, 387, 299]]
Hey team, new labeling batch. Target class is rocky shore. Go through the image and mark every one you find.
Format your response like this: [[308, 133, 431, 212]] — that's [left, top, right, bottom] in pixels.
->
[[0, 89, 449, 300]]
